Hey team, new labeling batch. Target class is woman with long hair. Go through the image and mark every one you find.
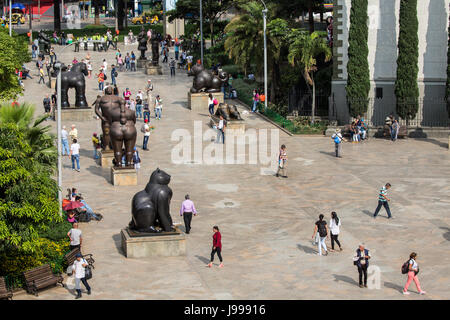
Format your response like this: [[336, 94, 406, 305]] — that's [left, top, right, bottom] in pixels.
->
[[403, 252, 426, 295], [329, 212, 342, 251]]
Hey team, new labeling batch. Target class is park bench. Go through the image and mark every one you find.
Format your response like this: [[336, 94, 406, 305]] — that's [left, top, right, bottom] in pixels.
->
[[23, 264, 64, 296], [382, 124, 407, 138], [64, 247, 95, 269], [0, 277, 13, 300]]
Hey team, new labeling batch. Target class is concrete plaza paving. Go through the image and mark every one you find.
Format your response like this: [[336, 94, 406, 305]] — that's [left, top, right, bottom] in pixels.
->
[[15, 43, 450, 300]]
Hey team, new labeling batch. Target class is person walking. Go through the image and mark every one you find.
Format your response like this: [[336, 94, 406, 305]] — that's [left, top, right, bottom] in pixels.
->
[[312, 214, 328, 256], [373, 183, 393, 219], [38, 67, 45, 84], [143, 102, 151, 122], [331, 128, 343, 158], [61, 126, 70, 157], [208, 93, 214, 115], [169, 58, 176, 76], [67, 223, 82, 251], [135, 97, 143, 119], [142, 119, 151, 150], [329, 212, 342, 251], [146, 79, 153, 99], [132, 147, 141, 170], [216, 115, 226, 144], [154, 95, 163, 120], [70, 139, 81, 172], [96, 69, 105, 92], [180, 194, 197, 234], [43, 94, 51, 119], [69, 124, 78, 142], [72, 253, 91, 299], [92, 133, 100, 160], [403, 252, 426, 295], [391, 119, 400, 142], [353, 243, 371, 288], [275, 144, 288, 178], [251, 89, 259, 112], [207, 226, 224, 268], [111, 64, 117, 86]]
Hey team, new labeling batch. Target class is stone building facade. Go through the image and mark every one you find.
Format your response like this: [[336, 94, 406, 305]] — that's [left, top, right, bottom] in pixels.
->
[[330, 0, 450, 127]]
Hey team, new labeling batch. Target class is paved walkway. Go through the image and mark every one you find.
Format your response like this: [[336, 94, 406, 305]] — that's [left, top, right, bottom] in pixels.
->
[[16, 43, 450, 300]]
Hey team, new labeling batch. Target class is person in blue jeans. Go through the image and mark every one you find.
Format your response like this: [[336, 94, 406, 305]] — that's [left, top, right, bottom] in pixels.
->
[[111, 65, 117, 86], [135, 98, 143, 119], [143, 103, 151, 122], [70, 139, 81, 172], [62, 126, 70, 156], [75, 196, 101, 220]]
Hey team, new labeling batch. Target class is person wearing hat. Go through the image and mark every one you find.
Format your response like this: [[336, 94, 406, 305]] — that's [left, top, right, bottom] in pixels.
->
[[180, 194, 198, 234], [72, 253, 91, 299], [331, 128, 343, 158], [146, 79, 153, 100], [142, 119, 151, 150]]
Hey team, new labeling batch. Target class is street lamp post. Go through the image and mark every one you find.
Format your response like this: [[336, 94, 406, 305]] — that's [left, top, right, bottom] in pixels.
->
[[9, 0, 11, 37], [200, 0, 203, 65], [261, 1, 268, 112], [55, 43, 74, 216]]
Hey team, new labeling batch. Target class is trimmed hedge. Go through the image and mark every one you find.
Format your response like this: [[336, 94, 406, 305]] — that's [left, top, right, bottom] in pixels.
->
[[395, 0, 419, 122], [346, 0, 370, 117]]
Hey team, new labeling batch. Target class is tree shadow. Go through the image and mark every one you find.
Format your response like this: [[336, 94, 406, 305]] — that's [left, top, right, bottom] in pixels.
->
[[332, 274, 358, 286], [195, 255, 210, 264], [412, 138, 449, 149], [384, 281, 404, 293], [440, 227, 450, 241], [297, 243, 317, 255], [112, 233, 125, 256]]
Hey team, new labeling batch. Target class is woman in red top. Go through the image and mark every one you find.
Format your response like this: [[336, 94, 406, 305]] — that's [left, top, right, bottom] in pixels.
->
[[207, 226, 223, 268]]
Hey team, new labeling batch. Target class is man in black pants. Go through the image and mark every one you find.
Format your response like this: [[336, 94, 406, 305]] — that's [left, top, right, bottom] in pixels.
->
[[179, 194, 197, 234], [354, 244, 371, 288]]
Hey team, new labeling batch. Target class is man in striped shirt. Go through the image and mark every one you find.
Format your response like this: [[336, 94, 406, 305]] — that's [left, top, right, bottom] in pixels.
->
[[373, 183, 392, 219]]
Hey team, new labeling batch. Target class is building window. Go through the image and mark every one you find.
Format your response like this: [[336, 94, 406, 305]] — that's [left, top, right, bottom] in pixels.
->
[[375, 87, 383, 99]]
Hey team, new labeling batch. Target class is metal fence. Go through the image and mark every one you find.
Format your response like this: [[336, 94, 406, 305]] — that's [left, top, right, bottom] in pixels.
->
[[288, 92, 330, 118]]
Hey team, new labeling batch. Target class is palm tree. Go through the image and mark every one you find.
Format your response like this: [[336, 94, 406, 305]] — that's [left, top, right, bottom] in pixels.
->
[[224, 2, 265, 76], [0, 103, 57, 169], [94, 0, 101, 25], [288, 31, 331, 124]]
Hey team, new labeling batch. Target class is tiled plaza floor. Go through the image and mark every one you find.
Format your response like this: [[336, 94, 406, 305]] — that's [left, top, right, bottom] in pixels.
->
[[15, 43, 450, 300]]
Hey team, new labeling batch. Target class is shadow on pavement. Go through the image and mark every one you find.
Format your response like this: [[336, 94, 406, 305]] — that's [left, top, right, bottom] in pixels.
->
[[112, 233, 125, 256], [85, 165, 110, 183], [384, 281, 404, 293], [195, 255, 210, 264], [333, 274, 358, 286], [440, 227, 450, 241], [171, 100, 189, 109], [319, 150, 337, 158], [297, 243, 317, 255], [362, 210, 374, 218]]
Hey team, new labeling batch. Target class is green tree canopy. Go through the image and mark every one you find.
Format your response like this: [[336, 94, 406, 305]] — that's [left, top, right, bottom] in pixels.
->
[[0, 103, 60, 254]]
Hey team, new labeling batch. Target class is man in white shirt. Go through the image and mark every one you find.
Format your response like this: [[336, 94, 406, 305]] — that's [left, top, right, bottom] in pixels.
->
[[142, 119, 151, 150], [331, 128, 343, 158], [216, 115, 226, 144], [70, 139, 81, 172], [72, 253, 91, 299], [136, 90, 143, 101], [61, 125, 70, 156], [102, 59, 108, 73], [67, 223, 82, 251], [154, 95, 163, 120]]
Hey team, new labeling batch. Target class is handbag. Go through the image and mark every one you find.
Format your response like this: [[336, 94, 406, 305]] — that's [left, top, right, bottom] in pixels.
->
[[85, 265, 92, 280]]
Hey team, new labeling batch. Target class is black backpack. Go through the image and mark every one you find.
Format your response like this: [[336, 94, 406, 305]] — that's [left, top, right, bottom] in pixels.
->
[[317, 221, 327, 237], [401, 260, 410, 274]]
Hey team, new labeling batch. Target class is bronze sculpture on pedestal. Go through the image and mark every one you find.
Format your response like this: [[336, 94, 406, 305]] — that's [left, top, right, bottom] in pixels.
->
[[189, 64, 229, 93], [95, 87, 137, 167], [150, 32, 160, 66], [137, 27, 148, 60]]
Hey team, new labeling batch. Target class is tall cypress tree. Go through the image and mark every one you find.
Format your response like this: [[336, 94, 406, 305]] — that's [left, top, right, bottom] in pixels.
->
[[395, 0, 419, 124], [346, 0, 370, 118]]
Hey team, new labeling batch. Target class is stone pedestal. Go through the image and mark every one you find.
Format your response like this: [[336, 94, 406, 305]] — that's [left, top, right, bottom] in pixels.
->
[[121, 228, 186, 258], [210, 117, 245, 135], [137, 59, 147, 69], [188, 92, 224, 112], [111, 167, 137, 186], [98, 150, 114, 167], [145, 65, 163, 75], [57, 108, 93, 121]]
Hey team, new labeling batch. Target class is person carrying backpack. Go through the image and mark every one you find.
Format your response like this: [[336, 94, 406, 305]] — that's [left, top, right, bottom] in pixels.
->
[[312, 214, 328, 256], [402, 252, 426, 295], [132, 147, 141, 169], [331, 128, 343, 158]]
